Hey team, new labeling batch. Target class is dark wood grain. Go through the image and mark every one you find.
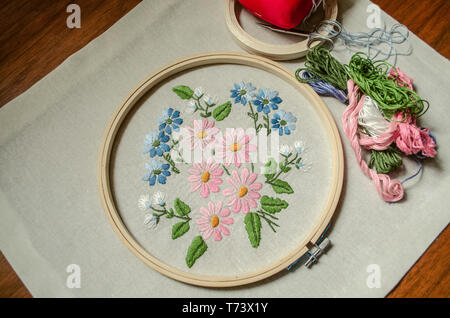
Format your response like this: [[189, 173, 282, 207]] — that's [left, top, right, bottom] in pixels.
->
[[0, 0, 448, 298], [372, 0, 450, 59], [387, 226, 450, 298], [0, 0, 141, 107], [0, 252, 31, 297]]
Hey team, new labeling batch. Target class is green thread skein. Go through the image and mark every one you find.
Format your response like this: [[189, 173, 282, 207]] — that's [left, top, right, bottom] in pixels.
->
[[296, 47, 350, 91], [346, 53, 428, 120], [296, 47, 429, 121], [368, 147, 403, 174]]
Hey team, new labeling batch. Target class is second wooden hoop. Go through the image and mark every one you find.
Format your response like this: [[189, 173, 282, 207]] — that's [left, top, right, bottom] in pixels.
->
[[224, 0, 339, 60]]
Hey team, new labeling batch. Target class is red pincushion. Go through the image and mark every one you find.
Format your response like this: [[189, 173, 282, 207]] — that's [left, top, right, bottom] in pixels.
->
[[237, 0, 315, 29]]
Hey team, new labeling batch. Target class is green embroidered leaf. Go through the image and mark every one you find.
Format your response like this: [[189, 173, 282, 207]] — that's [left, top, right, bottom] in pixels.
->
[[280, 164, 292, 173], [245, 212, 261, 248], [185, 236, 208, 268], [271, 179, 294, 194], [264, 158, 277, 178], [172, 85, 194, 100], [260, 195, 289, 214], [172, 221, 190, 239], [174, 198, 191, 216], [212, 101, 232, 121]]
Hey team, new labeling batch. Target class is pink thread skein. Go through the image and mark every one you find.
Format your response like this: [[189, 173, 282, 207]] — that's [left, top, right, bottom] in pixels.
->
[[342, 80, 404, 202]]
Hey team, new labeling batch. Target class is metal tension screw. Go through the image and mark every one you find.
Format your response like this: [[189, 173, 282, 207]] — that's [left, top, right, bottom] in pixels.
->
[[304, 237, 331, 268]]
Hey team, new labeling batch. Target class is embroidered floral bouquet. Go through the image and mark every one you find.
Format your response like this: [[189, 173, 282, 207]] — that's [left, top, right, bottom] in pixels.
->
[[138, 82, 310, 268]]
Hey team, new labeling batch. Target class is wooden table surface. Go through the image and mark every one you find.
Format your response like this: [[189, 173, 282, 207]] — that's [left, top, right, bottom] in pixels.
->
[[0, 0, 448, 298]]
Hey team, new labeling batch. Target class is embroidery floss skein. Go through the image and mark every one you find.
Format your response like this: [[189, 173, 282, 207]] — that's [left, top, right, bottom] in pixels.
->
[[295, 47, 350, 91], [300, 71, 348, 103], [358, 96, 390, 138], [343, 80, 404, 202], [346, 53, 428, 119], [369, 147, 403, 174], [317, 22, 412, 66], [296, 46, 437, 202]]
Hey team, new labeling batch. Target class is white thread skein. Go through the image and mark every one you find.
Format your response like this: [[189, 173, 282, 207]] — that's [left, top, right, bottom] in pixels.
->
[[358, 96, 390, 137]]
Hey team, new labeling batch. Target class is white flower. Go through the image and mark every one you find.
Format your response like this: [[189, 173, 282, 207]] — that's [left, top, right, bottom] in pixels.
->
[[294, 140, 306, 155], [194, 87, 204, 98], [296, 156, 312, 172], [203, 94, 218, 106], [138, 194, 152, 211], [280, 144, 292, 156], [144, 213, 157, 229], [152, 191, 167, 206], [186, 100, 196, 114]]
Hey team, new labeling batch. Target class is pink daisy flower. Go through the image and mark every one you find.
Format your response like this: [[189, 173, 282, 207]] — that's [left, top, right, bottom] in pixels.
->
[[215, 128, 257, 168], [187, 158, 224, 198], [222, 167, 262, 214], [196, 201, 234, 241], [183, 118, 220, 150]]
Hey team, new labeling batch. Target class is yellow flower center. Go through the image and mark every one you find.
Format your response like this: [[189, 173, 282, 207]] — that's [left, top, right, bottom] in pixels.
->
[[230, 142, 242, 152], [197, 130, 207, 139], [201, 171, 210, 183], [210, 215, 219, 228], [238, 186, 248, 198]]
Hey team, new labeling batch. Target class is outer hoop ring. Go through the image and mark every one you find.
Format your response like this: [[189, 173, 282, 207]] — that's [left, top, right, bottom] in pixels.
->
[[98, 52, 344, 287], [224, 0, 339, 61]]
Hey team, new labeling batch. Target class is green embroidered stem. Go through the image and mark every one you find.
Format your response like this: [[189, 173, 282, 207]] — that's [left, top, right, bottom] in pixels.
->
[[264, 153, 298, 194], [163, 153, 180, 174], [174, 86, 232, 120], [266, 153, 299, 184], [255, 210, 279, 233], [222, 164, 231, 176], [247, 101, 261, 133], [263, 114, 271, 135], [193, 95, 213, 118], [151, 205, 191, 222], [169, 139, 186, 165]]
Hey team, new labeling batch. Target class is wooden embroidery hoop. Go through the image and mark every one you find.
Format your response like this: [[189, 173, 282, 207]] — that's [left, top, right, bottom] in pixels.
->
[[98, 52, 344, 287], [224, 0, 339, 60]]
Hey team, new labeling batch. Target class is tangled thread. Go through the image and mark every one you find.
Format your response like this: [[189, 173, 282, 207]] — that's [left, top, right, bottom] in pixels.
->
[[317, 22, 412, 66], [343, 80, 404, 202], [296, 46, 437, 202], [346, 53, 428, 120]]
